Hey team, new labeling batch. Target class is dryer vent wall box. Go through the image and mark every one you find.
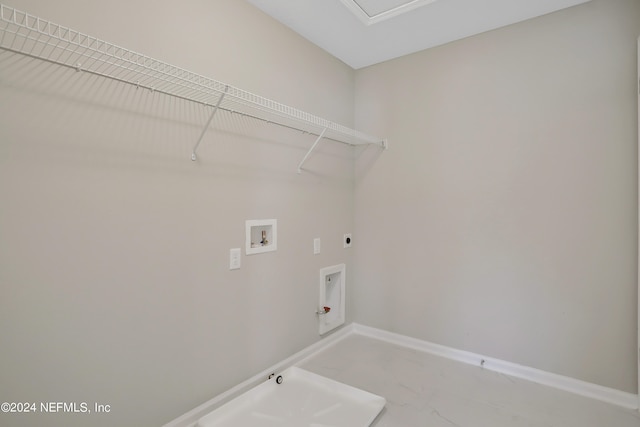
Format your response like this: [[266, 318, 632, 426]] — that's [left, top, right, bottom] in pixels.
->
[[319, 264, 346, 335]]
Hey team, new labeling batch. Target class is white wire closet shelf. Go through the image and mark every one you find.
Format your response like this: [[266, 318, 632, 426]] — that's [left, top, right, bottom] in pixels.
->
[[0, 3, 387, 167]]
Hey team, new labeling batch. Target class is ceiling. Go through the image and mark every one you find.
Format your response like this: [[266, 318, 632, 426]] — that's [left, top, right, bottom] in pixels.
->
[[246, 0, 591, 69]]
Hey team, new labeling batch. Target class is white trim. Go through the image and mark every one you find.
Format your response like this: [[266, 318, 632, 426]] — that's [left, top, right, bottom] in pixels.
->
[[351, 323, 639, 410], [338, 0, 438, 25], [637, 35, 640, 412], [162, 325, 354, 427], [165, 322, 638, 426]]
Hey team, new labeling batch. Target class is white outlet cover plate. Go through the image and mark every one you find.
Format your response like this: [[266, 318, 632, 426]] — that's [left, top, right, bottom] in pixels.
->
[[229, 248, 241, 270]]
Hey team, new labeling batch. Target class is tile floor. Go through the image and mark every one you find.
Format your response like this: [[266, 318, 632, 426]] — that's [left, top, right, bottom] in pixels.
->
[[298, 334, 640, 427]]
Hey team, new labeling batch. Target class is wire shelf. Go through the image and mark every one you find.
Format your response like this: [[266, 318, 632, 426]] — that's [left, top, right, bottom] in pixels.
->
[[0, 3, 386, 157]]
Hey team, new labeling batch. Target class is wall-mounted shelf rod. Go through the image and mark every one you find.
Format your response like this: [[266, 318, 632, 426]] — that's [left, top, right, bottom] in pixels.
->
[[0, 3, 387, 162], [192, 86, 228, 161], [297, 127, 327, 174]]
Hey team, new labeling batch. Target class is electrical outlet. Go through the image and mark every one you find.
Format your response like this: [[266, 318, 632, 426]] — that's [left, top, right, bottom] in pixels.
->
[[313, 238, 321, 255], [229, 248, 241, 270], [343, 233, 352, 248]]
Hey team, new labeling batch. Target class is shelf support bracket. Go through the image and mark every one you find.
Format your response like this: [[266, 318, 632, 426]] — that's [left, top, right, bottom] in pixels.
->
[[191, 85, 228, 161], [297, 127, 328, 174]]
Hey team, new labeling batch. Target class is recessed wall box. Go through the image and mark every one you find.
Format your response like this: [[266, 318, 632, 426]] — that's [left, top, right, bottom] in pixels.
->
[[246, 219, 277, 255], [318, 264, 346, 335]]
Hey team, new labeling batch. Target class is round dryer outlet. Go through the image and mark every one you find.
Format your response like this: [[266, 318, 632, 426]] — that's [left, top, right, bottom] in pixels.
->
[[343, 233, 352, 248]]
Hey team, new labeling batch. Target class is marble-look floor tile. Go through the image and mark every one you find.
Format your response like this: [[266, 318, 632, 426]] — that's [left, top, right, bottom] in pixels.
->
[[298, 334, 640, 427]]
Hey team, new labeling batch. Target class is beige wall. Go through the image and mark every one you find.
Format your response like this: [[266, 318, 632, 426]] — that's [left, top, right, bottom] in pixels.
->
[[0, 1, 356, 426], [2, 1, 639, 426], [354, 0, 639, 393]]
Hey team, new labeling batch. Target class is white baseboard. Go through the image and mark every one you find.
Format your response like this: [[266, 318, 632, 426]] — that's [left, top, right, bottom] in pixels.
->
[[351, 323, 638, 410], [165, 322, 637, 426]]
